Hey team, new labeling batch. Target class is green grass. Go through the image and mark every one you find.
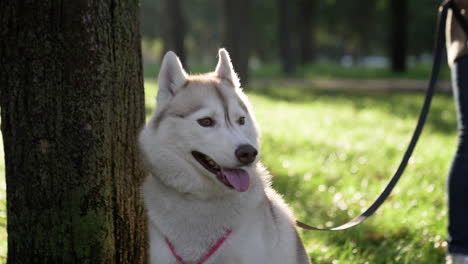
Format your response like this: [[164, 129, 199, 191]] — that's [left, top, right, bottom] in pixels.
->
[[0, 80, 456, 263], [252, 62, 452, 80], [247, 84, 454, 263]]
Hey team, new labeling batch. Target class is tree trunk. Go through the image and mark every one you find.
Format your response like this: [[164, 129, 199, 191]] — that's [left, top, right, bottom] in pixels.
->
[[278, 0, 296, 75], [298, 0, 316, 65], [0, 1, 147, 263], [222, 0, 251, 84], [161, 0, 187, 66], [390, 0, 408, 72]]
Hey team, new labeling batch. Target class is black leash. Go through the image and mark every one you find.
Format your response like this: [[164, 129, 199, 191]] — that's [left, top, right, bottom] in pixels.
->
[[297, 0, 468, 231]]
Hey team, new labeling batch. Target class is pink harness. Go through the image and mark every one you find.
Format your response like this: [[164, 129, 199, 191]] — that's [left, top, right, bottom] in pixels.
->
[[164, 229, 232, 264]]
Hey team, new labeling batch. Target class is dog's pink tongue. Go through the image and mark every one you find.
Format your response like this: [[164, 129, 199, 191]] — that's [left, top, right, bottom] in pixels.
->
[[222, 168, 250, 192]]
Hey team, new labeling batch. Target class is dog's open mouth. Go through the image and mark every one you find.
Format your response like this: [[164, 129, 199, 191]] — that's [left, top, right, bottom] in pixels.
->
[[192, 151, 250, 192]]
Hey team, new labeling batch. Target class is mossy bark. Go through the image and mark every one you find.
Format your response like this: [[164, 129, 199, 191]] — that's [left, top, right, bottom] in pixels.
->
[[0, 0, 147, 263]]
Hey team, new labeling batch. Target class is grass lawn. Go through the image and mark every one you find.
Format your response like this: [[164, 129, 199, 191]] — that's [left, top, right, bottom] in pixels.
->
[[0, 80, 457, 263], [247, 84, 454, 263]]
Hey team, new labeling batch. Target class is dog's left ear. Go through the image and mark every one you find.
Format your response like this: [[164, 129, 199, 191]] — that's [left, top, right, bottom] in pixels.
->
[[215, 48, 240, 88]]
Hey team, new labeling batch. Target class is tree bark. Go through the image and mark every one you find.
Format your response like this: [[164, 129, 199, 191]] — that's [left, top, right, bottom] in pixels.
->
[[0, 1, 147, 263], [278, 0, 296, 75], [161, 0, 187, 66], [390, 0, 408, 72], [222, 0, 251, 84], [298, 0, 316, 65]]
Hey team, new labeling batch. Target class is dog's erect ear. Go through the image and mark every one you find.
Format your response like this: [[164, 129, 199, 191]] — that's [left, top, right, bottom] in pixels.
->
[[157, 51, 187, 103], [215, 48, 240, 88]]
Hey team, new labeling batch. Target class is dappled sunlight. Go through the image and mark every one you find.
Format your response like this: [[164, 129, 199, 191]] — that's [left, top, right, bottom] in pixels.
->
[[23, 80, 446, 263], [250, 84, 457, 135], [0, 81, 456, 263], [245, 83, 454, 263], [144, 81, 159, 119], [142, 79, 455, 263], [2, 0, 455, 261]]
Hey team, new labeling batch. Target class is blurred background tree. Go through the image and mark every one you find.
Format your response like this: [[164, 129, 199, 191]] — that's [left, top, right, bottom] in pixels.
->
[[222, 0, 252, 83], [160, 0, 187, 65], [390, 0, 408, 72], [298, 0, 317, 65], [278, 0, 298, 75], [140, 0, 442, 81]]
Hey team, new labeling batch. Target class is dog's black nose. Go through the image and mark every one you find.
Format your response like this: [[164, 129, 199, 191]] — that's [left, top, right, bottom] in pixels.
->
[[235, 144, 258, 165]]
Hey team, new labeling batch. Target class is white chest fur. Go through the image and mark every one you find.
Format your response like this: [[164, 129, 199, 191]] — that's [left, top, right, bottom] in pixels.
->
[[143, 174, 299, 264]]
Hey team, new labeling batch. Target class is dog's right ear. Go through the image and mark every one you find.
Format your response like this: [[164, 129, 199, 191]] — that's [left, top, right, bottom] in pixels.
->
[[215, 48, 240, 88], [157, 51, 187, 103]]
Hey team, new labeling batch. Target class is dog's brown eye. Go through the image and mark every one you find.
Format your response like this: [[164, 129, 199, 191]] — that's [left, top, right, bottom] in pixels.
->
[[238, 117, 245, 125], [197, 117, 215, 127]]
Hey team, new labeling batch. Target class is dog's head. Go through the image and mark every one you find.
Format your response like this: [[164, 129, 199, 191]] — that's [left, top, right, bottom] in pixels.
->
[[139, 49, 260, 197]]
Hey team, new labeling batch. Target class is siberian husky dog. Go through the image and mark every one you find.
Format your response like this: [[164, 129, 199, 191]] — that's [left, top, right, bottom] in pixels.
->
[[140, 49, 310, 264]]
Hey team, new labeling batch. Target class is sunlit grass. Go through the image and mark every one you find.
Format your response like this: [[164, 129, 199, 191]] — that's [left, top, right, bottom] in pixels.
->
[[248, 85, 454, 263], [251, 62, 451, 81], [0, 80, 456, 263]]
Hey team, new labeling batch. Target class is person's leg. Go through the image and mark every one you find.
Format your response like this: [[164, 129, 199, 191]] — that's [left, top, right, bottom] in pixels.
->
[[448, 55, 468, 260], [446, 4, 468, 262]]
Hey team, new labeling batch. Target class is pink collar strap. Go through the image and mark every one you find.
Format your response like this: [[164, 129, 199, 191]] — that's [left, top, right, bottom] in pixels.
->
[[164, 229, 232, 264]]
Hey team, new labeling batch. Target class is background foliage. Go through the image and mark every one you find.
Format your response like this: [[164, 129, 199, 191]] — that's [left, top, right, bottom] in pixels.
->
[[141, 0, 442, 75]]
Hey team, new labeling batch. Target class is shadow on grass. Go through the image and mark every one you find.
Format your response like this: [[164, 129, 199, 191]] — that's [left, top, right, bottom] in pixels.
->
[[305, 224, 445, 264], [271, 170, 446, 264], [248, 84, 457, 135]]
